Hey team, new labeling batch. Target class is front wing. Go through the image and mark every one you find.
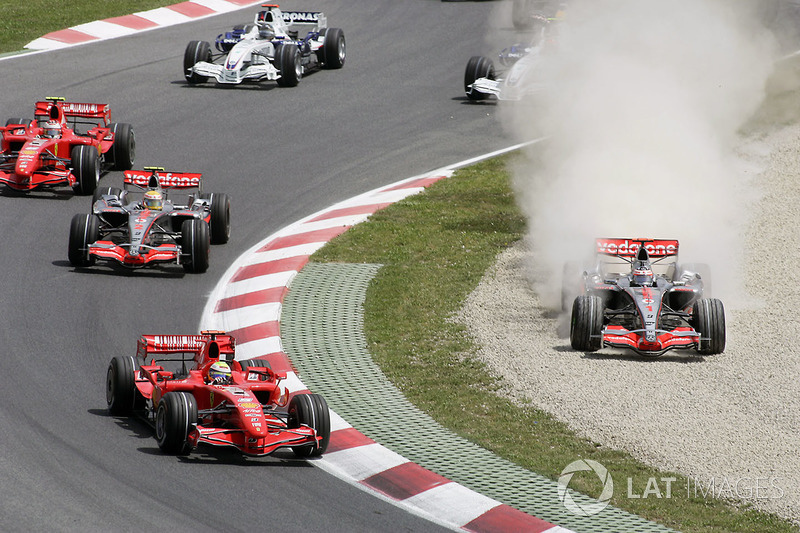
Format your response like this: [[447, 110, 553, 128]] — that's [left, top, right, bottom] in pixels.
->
[[602, 325, 700, 356], [88, 241, 182, 268], [190, 424, 320, 456], [190, 61, 279, 84]]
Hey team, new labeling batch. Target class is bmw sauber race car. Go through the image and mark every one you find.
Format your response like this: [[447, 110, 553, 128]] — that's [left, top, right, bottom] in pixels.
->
[[68, 167, 230, 273], [465, 12, 560, 101], [106, 331, 330, 457], [568, 238, 725, 357], [0, 97, 135, 195], [184, 4, 345, 87]]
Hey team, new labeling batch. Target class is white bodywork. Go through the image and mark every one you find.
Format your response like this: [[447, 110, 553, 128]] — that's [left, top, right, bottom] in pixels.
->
[[470, 46, 547, 101], [189, 6, 328, 85]]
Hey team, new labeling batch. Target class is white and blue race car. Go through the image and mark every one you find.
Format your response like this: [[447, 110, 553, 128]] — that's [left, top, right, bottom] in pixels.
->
[[183, 4, 345, 87]]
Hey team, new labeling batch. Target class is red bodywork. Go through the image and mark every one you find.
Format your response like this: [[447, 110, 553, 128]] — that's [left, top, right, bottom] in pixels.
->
[[0, 100, 114, 191], [133, 332, 319, 456]]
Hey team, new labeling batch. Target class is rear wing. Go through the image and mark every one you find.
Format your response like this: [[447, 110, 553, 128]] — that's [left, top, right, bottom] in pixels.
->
[[256, 4, 326, 31], [595, 238, 679, 258], [34, 98, 111, 122], [595, 238, 679, 277], [137, 332, 236, 362], [123, 168, 203, 191]]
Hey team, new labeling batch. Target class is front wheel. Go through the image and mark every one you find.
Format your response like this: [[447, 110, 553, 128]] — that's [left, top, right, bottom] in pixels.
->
[[464, 56, 494, 101], [71, 144, 100, 195], [184, 40, 211, 83], [68, 213, 99, 267], [181, 218, 210, 273], [570, 295, 604, 351], [276, 44, 301, 87], [693, 298, 726, 355], [288, 393, 330, 457], [155, 391, 197, 455]]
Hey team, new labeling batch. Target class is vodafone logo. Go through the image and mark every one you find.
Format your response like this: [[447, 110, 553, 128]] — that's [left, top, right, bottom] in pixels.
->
[[596, 238, 678, 257], [124, 171, 201, 188]]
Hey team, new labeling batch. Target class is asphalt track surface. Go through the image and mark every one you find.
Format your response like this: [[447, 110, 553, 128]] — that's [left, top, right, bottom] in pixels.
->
[[0, 2, 515, 531]]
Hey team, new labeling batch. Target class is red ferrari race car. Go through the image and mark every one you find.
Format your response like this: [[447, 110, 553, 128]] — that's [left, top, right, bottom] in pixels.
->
[[567, 238, 726, 357], [0, 97, 135, 195], [106, 331, 331, 457], [68, 167, 230, 273]]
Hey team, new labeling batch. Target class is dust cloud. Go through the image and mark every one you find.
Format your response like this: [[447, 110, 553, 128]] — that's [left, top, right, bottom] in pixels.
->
[[500, 0, 778, 308]]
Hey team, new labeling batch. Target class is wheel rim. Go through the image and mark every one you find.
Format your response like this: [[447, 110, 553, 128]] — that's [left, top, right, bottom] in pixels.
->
[[337, 38, 345, 62], [156, 404, 166, 442], [106, 366, 115, 406]]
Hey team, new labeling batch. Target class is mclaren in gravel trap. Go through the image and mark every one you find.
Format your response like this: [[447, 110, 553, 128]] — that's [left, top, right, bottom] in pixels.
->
[[566, 238, 725, 357]]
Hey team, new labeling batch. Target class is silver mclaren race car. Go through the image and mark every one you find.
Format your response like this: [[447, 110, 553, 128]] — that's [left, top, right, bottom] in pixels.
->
[[183, 4, 345, 88]]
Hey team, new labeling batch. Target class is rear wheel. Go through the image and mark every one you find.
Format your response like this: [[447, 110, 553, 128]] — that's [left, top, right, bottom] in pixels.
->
[[181, 219, 210, 273], [320, 27, 345, 69], [199, 192, 231, 244], [276, 44, 301, 87], [106, 356, 144, 415], [184, 40, 212, 83], [464, 56, 494, 101], [107, 123, 135, 170], [92, 186, 122, 206], [288, 393, 330, 457], [155, 392, 197, 455], [71, 145, 100, 195], [68, 213, 99, 267], [570, 295, 604, 351], [693, 298, 726, 355]]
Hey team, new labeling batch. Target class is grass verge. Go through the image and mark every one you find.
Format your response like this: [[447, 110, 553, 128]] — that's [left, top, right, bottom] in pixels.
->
[[311, 153, 795, 533], [0, 1, 180, 53]]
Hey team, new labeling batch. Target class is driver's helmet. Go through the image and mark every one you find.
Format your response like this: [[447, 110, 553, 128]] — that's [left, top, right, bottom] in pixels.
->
[[632, 266, 654, 286], [208, 361, 232, 383], [258, 22, 275, 40], [43, 120, 61, 139], [142, 189, 163, 211]]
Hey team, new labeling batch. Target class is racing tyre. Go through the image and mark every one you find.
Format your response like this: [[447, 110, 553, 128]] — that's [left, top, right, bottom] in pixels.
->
[[106, 356, 144, 415], [692, 298, 726, 355], [276, 44, 302, 87], [570, 295, 604, 351], [181, 218, 210, 273], [155, 391, 197, 455], [5, 118, 26, 127], [68, 213, 99, 267], [464, 56, 495, 101], [107, 123, 135, 170], [184, 40, 212, 84], [199, 192, 231, 244], [319, 27, 346, 69], [288, 393, 330, 458], [71, 144, 100, 196], [92, 186, 122, 206]]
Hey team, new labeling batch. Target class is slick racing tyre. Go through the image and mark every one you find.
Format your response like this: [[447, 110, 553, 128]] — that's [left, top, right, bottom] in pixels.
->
[[184, 40, 212, 84], [464, 56, 494, 101], [276, 44, 302, 87], [288, 393, 331, 458], [692, 298, 726, 355], [570, 295, 604, 352], [107, 123, 135, 171], [92, 186, 122, 206], [199, 192, 231, 244], [68, 213, 99, 267], [106, 356, 144, 415], [318, 27, 346, 69], [71, 144, 100, 196], [181, 219, 210, 273], [155, 392, 197, 455]]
